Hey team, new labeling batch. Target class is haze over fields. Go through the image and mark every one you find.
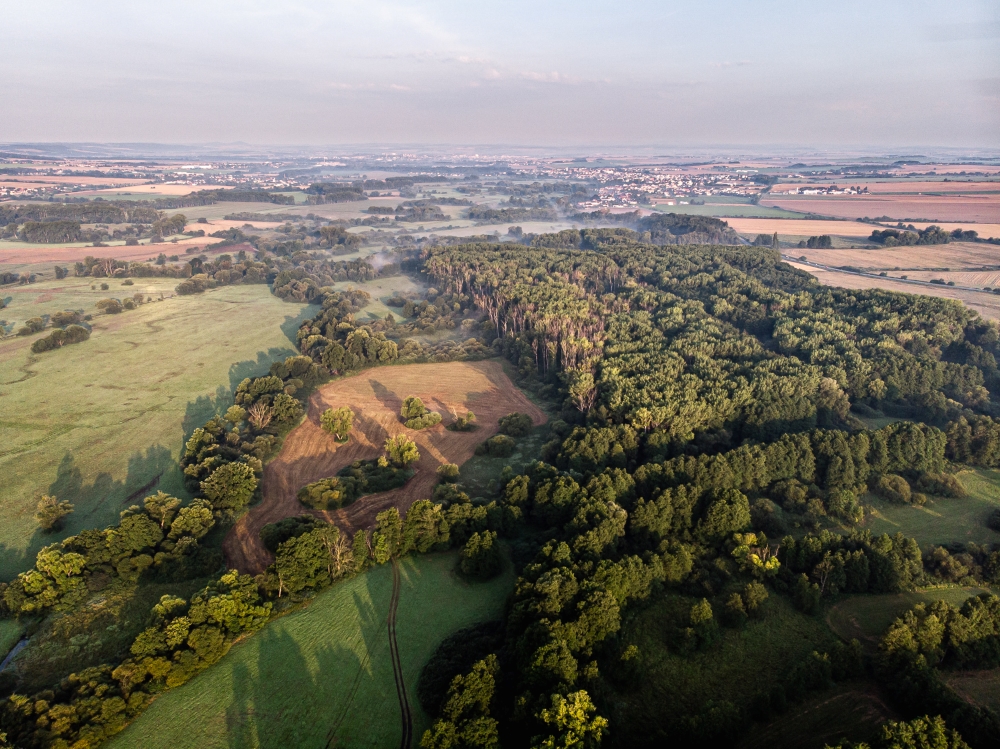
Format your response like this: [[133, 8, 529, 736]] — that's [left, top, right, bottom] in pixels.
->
[[3, 4, 1000, 749]]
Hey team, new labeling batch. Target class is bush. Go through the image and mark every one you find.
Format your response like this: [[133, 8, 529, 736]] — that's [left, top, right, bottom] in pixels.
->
[[16, 317, 45, 336], [476, 434, 516, 458], [459, 531, 503, 580], [96, 298, 123, 314], [875, 473, 912, 504], [297, 476, 361, 510], [260, 515, 323, 553], [30, 324, 90, 353], [50, 310, 81, 327], [436, 463, 460, 482], [498, 412, 533, 437], [35, 495, 74, 532], [449, 411, 477, 431], [405, 412, 442, 430], [915, 472, 966, 498], [385, 435, 420, 467], [299, 459, 413, 510]]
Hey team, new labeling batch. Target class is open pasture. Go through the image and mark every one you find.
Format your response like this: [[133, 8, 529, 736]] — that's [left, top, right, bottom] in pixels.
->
[[827, 588, 989, 649], [0, 281, 312, 580], [761, 194, 1000, 224], [105, 551, 515, 749], [863, 469, 1000, 547], [650, 203, 801, 218], [946, 669, 1000, 714], [224, 360, 546, 574]]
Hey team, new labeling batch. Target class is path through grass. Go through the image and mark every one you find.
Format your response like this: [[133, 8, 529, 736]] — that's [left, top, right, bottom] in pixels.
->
[[106, 551, 514, 749]]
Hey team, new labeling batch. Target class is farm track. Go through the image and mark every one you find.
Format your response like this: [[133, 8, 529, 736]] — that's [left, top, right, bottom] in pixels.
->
[[224, 360, 546, 574], [388, 559, 414, 749]]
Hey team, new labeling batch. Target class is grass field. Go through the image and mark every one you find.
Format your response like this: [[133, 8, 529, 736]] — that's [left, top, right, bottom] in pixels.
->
[[863, 469, 1000, 547], [611, 593, 835, 743], [649, 203, 803, 219], [106, 551, 515, 749], [946, 669, 1000, 713], [0, 619, 24, 662], [827, 588, 989, 649], [0, 280, 313, 580], [737, 683, 896, 749]]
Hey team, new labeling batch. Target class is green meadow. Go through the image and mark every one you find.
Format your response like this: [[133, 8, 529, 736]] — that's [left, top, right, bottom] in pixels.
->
[[0, 278, 313, 579], [106, 551, 514, 749]]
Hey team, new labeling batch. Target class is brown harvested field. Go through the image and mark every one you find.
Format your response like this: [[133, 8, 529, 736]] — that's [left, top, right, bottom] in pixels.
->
[[224, 360, 547, 574], [761, 195, 1000, 223], [725, 218, 883, 238], [0, 237, 245, 268], [789, 242, 1000, 270], [74, 184, 232, 198], [788, 262, 1000, 322], [771, 181, 1000, 195], [0, 176, 150, 188]]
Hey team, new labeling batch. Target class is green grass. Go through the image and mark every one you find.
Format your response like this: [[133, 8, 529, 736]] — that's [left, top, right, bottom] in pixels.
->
[[106, 551, 515, 749], [610, 593, 836, 743], [864, 469, 1000, 547], [946, 669, 1000, 713], [737, 683, 895, 749], [827, 588, 989, 649], [0, 619, 24, 660], [650, 204, 805, 219], [0, 280, 314, 580]]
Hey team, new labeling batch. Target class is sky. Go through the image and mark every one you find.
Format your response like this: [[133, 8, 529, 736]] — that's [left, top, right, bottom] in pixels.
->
[[1, 0, 998, 149]]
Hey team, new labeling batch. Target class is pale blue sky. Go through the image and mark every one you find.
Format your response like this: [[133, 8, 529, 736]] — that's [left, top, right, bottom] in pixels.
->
[[1, 0, 997, 147]]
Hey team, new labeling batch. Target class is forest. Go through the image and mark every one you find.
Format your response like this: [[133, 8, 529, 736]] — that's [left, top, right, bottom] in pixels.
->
[[3, 227, 1000, 748]]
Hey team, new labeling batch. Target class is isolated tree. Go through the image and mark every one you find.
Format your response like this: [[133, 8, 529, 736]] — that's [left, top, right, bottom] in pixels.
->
[[385, 434, 420, 468], [35, 495, 74, 533], [402, 396, 428, 421], [200, 461, 258, 515], [321, 406, 354, 441]]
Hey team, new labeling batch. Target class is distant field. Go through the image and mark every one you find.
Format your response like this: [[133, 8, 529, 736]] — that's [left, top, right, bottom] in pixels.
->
[[726, 218, 883, 238], [761, 195, 1000, 224], [650, 203, 803, 219], [612, 593, 835, 744], [0, 236, 224, 274], [788, 242, 1000, 270], [827, 588, 989, 649], [0, 281, 312, 580], [863, 469, 1000, 547], [787, 263, 1000, 322], [772, 180, 1000, 195], [74, 184, 227, 198], [106, 551, 515, 749]]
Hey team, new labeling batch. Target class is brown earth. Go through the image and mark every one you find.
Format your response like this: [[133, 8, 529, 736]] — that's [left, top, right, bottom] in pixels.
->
[[223, 360, 547, 575], [761, 194, 1000, 223], [771, 180, 1000, 195]]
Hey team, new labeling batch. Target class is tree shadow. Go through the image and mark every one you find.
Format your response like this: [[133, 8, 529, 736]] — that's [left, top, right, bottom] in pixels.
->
[[222, 580, 390, 749], [281, 308, 318, 348], [369, 378, 403, 418]]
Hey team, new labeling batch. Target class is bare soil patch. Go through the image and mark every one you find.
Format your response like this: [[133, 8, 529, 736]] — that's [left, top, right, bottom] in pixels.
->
[[224, 360, 546, 574], [761, 195, 1000, 223]]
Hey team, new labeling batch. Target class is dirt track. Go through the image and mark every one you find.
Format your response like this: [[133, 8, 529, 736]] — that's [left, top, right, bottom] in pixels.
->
[[223, 360, 547, 574]]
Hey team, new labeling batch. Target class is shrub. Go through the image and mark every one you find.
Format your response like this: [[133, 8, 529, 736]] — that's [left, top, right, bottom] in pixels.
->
[[915, 472, 966, 498], [35, 495, 74, 532], [405, 412, 442, 430], [436, 463, 460, 482], [96, 298, 123, 314], [476, 434, 516, 458], [459, 531, 503, 580], [50, 310, 81, 327], [498, 412, 533, 437], [449, 411, 477, 431], [297, 476, 360, 510], [31, 324, 90, 353], [16, 317, 45, 336], [875, 474, 912, 504], [385, 435, 420, 467]]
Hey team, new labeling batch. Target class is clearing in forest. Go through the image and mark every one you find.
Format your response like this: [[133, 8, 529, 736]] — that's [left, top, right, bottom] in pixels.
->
[[224, 359, 546, 574], [104, 551, 515, 749]]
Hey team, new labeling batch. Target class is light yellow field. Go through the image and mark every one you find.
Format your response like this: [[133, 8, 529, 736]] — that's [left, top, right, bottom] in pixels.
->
[[788, 242, 999, 270], [726, 218, 881, 238]]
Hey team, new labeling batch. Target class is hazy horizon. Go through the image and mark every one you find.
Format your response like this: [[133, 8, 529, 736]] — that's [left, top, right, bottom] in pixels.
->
[[2, 1, 998, 149]]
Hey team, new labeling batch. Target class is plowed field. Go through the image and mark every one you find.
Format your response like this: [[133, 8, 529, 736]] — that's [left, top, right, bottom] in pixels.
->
[[224, 360, 546, 574]]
